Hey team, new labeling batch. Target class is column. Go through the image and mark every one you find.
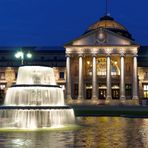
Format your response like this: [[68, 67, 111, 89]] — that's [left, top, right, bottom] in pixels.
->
[[91, 54, 98, 100], [132, 54, 139, 100], [120, 53, 126, 102], [66, 54, 72, 100], [106, 54, 112, 101], [78, 54, 84, 101]]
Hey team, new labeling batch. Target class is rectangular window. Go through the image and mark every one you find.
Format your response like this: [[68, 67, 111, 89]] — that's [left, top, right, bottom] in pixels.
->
[[0, 72, 5, 80], [59, 72, 64, 79], [144, 72, 148, 79], [143, 84, 148, 99]]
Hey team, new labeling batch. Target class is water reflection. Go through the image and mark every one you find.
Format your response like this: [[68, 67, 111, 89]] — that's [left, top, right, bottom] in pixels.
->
[[141, 119, 148, 147], [0, 131, 75, 148], [0, 117, 148, 148]]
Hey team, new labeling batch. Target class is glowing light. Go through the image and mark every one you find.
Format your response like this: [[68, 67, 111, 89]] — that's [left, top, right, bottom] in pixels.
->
[[15, 51, 24, 59], [15, 51, 32, 65], [87, 61, 90, 65], [26, 52, 32, 58], [114, 61, 117, 65]]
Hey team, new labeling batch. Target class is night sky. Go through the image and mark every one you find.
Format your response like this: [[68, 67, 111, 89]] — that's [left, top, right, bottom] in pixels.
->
[[0, 0, 147, 46]]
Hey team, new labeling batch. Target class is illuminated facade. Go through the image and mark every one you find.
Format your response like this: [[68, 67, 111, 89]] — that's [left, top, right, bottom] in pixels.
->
[[0, 16, 148, 105], [65, 15, 147, 105]]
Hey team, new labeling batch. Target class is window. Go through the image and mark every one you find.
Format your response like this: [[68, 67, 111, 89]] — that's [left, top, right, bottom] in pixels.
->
[[59, 72, 64, 79], [97, 59, 106, 76], [96, 58, 118, 76], [143, 84, 148, 99], [125, 84, 132, 98], [144, 72, 148, 79], [111, 66, 117, 76], [0, 72, 5, 80]]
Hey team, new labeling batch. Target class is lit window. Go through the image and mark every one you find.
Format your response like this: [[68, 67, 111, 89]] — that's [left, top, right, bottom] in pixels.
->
[[111, 66, 117, 76], [0, 73, 5, 80], [96, 58, 118, 76], [143, 84, 148, 99]]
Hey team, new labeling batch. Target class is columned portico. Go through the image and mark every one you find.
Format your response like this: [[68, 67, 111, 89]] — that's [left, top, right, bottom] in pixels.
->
[[120, 53, 126, 102], [66, 54, 72, 100], [91, 53, 98, 101], [65, 14, 140, 105], [132, 54, 139, 100], [78, 54, 84, 101], [106, 54, 112, 102]]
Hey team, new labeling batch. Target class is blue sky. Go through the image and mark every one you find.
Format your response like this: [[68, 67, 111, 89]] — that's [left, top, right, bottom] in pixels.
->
[[0, 0, 147, 46]]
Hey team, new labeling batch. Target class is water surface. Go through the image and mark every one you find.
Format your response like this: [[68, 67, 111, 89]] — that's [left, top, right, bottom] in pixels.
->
[[0, 117, 147, 148]]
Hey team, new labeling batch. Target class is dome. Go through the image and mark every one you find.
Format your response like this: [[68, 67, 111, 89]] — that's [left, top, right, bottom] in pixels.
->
[[86, 15, 133, 40]]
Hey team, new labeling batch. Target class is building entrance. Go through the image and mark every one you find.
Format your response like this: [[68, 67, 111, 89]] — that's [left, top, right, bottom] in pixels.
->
[[86, 88, 92, 99], [112, 89, 120, 99], [99, 89, 106, 99]]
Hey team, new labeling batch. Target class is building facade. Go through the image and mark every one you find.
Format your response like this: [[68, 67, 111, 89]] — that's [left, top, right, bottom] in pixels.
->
[[65, 15, 148, 105], [0, 16, 148, 105]]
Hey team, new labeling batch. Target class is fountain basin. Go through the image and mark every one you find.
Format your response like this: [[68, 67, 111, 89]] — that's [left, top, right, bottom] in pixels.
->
[[16, 66, 56, 85], [0, 108, 75, 129], [5, 86, 65, 106], [0, 66, 75, 129]]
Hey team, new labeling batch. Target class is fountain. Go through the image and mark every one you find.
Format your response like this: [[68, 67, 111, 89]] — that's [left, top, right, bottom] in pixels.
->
[[0, 66, 75, 129]]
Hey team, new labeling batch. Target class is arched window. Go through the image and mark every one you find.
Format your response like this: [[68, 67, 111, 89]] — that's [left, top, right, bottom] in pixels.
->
[[96, 58, 120, 76]]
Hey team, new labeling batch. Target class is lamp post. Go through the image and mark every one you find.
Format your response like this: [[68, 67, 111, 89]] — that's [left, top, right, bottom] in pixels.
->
[[15, 50, 32, 65]]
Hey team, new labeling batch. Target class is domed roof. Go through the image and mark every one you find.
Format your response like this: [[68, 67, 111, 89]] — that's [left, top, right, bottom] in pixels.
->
[[86, 15, 133, 40], [88, 15, 127, 31]]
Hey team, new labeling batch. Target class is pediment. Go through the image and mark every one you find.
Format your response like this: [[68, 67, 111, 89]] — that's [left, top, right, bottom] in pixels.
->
[[65, 28, 138, 46]]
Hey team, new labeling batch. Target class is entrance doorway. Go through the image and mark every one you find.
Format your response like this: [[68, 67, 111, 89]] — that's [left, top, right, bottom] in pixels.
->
[[112, 85, 120, 99], [86, 89, 92, 99], [99, 89, 106, 99], [112, 89, 120, 99]]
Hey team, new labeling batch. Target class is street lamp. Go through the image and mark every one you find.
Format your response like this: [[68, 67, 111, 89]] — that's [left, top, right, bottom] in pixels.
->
[[15, 50, 32, 65], [15, 51, 24, 65], [26, 52, 32, 59]]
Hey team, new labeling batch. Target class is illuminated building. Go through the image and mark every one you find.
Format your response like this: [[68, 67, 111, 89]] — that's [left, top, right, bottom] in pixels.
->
[[0, 16, 148, 105], [65, 15, 148, 104]]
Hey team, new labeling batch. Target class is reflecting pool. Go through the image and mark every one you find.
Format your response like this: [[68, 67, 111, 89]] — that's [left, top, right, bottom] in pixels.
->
[[0, 117, 148, 148]]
